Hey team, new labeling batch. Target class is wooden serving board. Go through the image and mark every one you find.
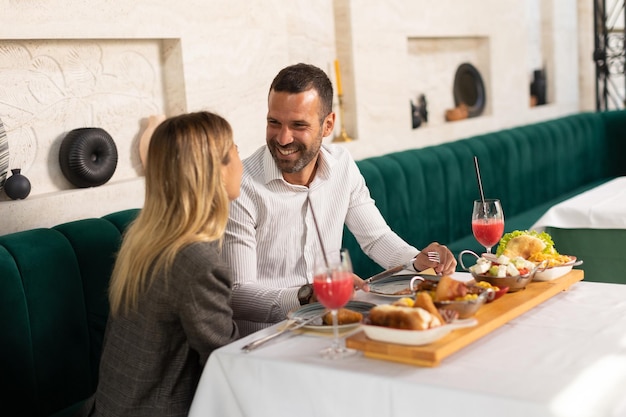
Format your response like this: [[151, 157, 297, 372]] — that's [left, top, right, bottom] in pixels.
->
[[346, 269, 584, 367]]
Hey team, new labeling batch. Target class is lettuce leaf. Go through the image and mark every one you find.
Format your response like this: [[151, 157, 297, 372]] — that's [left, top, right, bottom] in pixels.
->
[[495, 230, 555, 257]]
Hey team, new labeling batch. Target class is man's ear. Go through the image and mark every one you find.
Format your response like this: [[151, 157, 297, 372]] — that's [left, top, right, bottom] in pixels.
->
[[322, 112, 336, 137]]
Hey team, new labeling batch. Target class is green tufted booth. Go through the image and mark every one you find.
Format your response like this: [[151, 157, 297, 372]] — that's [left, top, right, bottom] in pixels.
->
[[0, 209, 139, 417], [343, 110, 626, 282], [2, 111, 625, 416]]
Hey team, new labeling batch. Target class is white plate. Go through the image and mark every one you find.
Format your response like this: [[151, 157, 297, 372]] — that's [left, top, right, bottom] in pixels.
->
[[533, 256, 578, 282], [287, 300, 376, 332], [362, 318, 478, 346], [368, 274, 431, 298]]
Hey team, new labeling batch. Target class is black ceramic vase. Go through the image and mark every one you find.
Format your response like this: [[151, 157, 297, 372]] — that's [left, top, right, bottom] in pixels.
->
[[4, 168, 31, 200]]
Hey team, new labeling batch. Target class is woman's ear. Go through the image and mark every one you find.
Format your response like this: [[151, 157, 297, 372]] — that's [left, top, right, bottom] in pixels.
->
[[220, 164, 227, 185]]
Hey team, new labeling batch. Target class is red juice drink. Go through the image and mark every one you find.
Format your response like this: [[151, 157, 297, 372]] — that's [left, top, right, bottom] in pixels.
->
[[472, 218, 505, 249], [313, 271, 353, 310]]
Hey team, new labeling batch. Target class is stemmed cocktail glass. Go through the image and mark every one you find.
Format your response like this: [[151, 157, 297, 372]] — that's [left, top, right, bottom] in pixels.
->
[[313, 248, 356, 359], [472, 199, 505, 254]]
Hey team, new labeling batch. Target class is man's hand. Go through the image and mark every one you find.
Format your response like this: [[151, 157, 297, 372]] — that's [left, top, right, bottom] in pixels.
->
[[352, 273, 370, 293], [413, 242, 457, 275]]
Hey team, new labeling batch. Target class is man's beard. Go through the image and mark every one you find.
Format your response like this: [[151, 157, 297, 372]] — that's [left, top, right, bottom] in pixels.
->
[[268, 135, 322, 174]]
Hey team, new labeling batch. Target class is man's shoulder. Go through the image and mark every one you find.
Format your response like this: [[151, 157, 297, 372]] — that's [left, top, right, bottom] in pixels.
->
[[321, 143, 354, 165], [236, 146, 268, 201], [319, 144, 358, 176], [242, 145, 266, 167], [322, 143, 349, 156], [240, 145, 268, 179]]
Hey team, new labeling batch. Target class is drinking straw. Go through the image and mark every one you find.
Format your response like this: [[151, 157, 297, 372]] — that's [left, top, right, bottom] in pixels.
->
[[307, 195, 329, 268], [473, 156, 486, 204]]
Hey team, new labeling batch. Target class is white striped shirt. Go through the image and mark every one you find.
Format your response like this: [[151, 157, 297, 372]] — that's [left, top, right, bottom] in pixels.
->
[[224, 144, 418, 336]]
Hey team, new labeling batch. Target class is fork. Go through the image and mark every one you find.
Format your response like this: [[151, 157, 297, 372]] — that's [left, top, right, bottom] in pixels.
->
[[427, 251, 441, 264], [364, 251, 442, 285]]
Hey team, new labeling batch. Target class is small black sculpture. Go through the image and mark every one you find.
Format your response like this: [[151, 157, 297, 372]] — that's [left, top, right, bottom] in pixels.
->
[[530, 69, 547, 106], [411, 94, 428, 129]]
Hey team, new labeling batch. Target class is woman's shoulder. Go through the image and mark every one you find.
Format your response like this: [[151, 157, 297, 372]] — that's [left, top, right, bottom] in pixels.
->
[[176, 241, 221, 265], [167, 241, 223, 278], [167, 241, 229, 288]]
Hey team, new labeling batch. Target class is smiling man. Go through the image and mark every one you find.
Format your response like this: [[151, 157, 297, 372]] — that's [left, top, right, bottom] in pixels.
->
[[223, 63, 456, 336], [266, 88, 330, 184]]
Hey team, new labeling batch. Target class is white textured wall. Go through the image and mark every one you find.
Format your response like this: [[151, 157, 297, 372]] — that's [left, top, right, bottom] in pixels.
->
[[335, 0, 582, 160], [0, 0, 595, 235]]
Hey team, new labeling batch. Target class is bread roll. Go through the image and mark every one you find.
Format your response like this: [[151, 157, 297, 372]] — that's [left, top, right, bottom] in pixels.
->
[[369, 304, 435, 330], [414, 291, 444, 325], [323, 308, 363, 325], [502, 235, 546, 259], [434, 275, 467, 301]]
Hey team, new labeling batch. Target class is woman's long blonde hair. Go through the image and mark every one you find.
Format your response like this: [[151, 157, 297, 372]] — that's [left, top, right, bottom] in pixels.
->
[[109, 111, 234, 316]]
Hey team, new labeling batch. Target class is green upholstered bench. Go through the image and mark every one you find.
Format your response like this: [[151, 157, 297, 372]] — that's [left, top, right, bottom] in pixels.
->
[[0, 209, 139, 417], [542, 227, 626, 285], [343, 110, 626, 283], [2, 110, 625, 416]]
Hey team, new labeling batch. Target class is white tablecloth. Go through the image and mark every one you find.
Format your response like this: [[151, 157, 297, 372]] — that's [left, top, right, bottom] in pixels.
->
[[189, 278, 626, 417], [531, 177, 626, 231]]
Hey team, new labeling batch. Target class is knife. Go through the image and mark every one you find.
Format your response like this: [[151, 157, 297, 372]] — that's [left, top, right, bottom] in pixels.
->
[[364, 257, 417, 285], [241, 312, 325, 352], [364, 262, 444, 285]]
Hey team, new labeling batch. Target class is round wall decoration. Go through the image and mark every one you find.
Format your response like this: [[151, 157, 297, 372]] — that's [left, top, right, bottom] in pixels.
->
[[453, 63, 486, 118], [59, 127, 118, 188]]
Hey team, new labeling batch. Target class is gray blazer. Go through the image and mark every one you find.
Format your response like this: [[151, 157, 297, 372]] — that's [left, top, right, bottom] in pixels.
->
[[78, 241, 239, 417]]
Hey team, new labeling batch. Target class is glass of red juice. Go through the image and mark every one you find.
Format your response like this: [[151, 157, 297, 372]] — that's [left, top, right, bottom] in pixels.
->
[[312, 248, 356, 359], [472, 199, 505, 254]]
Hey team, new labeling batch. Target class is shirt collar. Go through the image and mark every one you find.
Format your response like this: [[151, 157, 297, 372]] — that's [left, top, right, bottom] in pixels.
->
[[262, 144, 336, 186]]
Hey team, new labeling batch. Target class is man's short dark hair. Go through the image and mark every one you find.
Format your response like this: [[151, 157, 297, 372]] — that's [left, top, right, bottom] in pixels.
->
[[269, 63, 334, 122]]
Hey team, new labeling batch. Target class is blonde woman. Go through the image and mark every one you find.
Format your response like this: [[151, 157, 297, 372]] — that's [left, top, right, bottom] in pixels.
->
[[80, 111, 241, 417]]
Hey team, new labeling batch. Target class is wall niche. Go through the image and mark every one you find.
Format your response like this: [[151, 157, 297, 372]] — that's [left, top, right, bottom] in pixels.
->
[[0, 38, 185, 199], [407, 36, 491, 129]]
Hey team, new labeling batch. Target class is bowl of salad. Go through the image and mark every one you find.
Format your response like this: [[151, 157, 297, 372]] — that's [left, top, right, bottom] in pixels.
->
[[494, 230, 583, 282], [458, 250, 544, 292]]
